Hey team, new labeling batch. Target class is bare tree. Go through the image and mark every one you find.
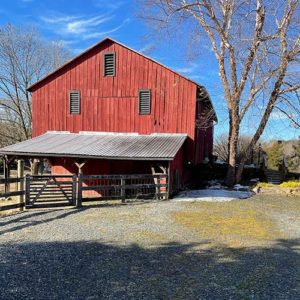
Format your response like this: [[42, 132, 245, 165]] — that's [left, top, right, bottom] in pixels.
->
[[214, 134, 260, 164], [0, 24, 71, 144], [139, 0, 300, 185]]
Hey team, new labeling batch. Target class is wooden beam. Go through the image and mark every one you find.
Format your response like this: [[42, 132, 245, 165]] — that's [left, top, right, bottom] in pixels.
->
[[167, 161, 171, 200], [158, 164, 167, 174], [75, 160, 88, 175], [17, 160, 24, 211], [151, 166, 159, 200], [3, 157, 10, 193]]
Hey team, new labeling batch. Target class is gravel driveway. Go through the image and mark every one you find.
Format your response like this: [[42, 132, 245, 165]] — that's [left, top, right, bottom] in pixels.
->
[[1, 195, 300, 299]]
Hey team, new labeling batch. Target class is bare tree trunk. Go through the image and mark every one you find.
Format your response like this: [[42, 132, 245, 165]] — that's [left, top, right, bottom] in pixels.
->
[[225, 109, 239, 186], [140, 0, 300, 186]]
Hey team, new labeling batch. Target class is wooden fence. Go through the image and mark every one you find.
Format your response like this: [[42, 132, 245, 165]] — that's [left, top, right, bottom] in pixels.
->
[[0, 177, 25, 212], [77, 174, 168, 207], [0, 173, 169, 212]]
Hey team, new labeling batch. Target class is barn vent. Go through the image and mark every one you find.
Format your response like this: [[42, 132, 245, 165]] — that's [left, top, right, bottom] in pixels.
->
[[139, 89, 151, 115], [69, 90, 80, 114], [104, 52, 116, 76]]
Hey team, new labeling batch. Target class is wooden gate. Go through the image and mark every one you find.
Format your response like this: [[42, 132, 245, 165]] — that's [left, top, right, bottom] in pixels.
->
[[25, 175, 76, 208]]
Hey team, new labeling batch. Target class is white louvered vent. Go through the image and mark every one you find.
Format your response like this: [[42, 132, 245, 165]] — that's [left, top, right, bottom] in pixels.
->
[[104, 52, 116, 76], [69, 90, 80, 114], [139, 89, 151, 115]]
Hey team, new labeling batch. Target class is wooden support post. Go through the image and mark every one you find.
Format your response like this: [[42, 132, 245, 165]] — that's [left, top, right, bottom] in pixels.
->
[[25, 174, 31, 207], [166, 161, 171, 200], [121, 177, 126, 203], [17, 160, 24, 211], [72, 174, 77, 206], [31, 158, 39, 175], [3, 157, 9, 193], [77, 174, 83, 208], [152, 164, 168, 200], [74, 160, 87, 208], [75, 160, 87, 175]]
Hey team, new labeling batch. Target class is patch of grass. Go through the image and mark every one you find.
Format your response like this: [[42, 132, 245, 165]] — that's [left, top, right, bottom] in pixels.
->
[[280, 180, 300, 188], [131, 230, 167, 242], [78, 208, 144, 224], [173, 201, 279, 246], [255, 182, 274, 188], [0, 196, 21, 217]]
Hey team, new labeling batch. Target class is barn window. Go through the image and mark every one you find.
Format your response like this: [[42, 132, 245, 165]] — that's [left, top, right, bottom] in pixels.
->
[[138, 89, 151, 115], [69, 90, 80, 114], [104, 52, 116, 76]]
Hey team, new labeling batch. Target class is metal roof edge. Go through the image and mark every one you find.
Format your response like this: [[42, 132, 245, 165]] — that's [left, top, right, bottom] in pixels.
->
[[78, 131, 139, 136], [0, 150, 175, 161]]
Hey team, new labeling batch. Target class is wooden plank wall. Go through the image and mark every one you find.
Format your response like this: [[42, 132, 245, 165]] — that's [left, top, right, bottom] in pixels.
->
[[32, 40, 198, 161]]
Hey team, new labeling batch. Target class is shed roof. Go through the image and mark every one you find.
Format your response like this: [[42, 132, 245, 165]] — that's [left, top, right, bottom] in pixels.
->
[[0, 132, 187, 161]]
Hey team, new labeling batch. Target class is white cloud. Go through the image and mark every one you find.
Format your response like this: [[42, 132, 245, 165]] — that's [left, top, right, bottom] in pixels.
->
[[139, 43, 155, 54], [41, 12, 129, 41], [66, 15, 113, 34], [41, 15, 79, 24], [92, 0, 124, 11], [270, 110, 288, 121], [176, 67, 194, 73], [41, 14, 113, 35], [82, 18, 130, 40], [175, 63, 199, 74]]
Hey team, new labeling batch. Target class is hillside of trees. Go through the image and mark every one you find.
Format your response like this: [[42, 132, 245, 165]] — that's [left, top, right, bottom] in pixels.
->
[[214, 135, 300, 173], [264, 139, 300, 172]]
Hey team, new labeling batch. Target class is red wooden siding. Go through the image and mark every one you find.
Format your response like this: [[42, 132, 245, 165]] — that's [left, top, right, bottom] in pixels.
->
[[30, 38, 218, 169], [31, 40, 198, 161]]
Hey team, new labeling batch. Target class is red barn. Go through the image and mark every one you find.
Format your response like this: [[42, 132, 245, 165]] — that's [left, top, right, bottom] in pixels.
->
[[0, 37, 216, 197]]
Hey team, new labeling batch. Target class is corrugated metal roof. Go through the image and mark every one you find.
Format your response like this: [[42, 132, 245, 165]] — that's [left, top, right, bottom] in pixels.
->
[[0, 132, 187, 161]]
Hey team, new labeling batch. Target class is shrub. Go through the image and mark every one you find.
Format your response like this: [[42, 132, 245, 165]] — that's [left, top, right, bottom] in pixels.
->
[[280, 180, 300, 188], [255, 182, 274, 188]]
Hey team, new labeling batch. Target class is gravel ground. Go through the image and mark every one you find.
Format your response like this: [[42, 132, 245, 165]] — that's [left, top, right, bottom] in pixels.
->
[[1, 195, 300, 299]]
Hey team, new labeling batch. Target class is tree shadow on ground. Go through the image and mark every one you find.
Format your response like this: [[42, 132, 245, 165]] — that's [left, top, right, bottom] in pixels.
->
[[0, 200, 166, 236], [0, 239, 299, 299], [0, 209, 82, 236]]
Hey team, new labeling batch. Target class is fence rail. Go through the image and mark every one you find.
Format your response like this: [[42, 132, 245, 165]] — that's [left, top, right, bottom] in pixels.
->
[[0, 177, 25, 212], [25, 175, 76, 207], [78, 173, 168, 207], [1, 173, 169, 212]]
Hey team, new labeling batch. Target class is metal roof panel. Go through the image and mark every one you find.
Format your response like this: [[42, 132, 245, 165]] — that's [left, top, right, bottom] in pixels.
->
[[0, 132, 187, 161]]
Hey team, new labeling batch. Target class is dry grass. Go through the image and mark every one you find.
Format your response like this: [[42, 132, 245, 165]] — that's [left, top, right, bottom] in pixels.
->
[[173, 200, 281, 247], [77, 207, 145, 225], [126, 230, 167, 243], [0, 195, 22, 218]]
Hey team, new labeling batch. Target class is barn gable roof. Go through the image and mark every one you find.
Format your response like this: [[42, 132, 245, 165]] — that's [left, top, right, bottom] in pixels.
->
[[27, 37, 217, 122], [28, 37, 201, 92]]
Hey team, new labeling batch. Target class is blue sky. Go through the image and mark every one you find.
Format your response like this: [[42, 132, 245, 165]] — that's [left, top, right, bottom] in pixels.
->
[[1, 0, 298, 141]]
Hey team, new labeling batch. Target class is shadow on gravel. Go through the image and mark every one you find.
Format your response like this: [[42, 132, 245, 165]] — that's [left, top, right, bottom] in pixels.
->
[[0, 239, 299, 299], [0, 209, 82, 236], [0, 201, 163, 236]]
